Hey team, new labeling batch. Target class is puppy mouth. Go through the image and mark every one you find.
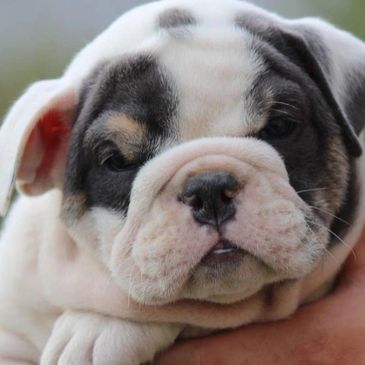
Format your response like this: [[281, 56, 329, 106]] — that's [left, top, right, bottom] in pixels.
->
[[210, 239, 240, 254], [200, 239, 246, 267]]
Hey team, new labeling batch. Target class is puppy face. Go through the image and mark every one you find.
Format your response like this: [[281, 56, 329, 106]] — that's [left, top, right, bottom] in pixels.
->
[[61, 11, 357, 305], [1, 0, 364, 310]]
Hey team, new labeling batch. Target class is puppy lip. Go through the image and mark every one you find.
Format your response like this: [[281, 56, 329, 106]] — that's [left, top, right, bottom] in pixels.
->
[[199, 239, 247, 268], [210, 239, 239, 254]]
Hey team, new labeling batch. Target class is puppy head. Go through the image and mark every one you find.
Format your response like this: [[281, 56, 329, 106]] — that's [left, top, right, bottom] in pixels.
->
[[1, 0, 365, 308]]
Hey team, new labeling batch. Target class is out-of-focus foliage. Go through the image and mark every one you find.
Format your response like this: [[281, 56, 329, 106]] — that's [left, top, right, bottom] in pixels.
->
[[1, 0, 364, 121], [309, 0, 365, 39]]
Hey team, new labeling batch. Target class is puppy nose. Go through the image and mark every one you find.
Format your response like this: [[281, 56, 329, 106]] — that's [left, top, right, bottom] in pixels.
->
[[180, 172, 240, 228]]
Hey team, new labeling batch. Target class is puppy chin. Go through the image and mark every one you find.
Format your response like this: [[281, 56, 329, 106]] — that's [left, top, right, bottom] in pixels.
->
[[181, 251, 272, 304]]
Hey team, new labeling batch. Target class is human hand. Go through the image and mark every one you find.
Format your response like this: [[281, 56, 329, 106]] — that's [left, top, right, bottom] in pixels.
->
[[154, 229, 365, 365]]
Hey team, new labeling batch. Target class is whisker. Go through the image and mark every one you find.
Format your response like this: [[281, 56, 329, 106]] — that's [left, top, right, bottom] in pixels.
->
[[304, 219, 335, 264], [324, 246, 336, 260], [296, 187, 328, 194], [127, 270, 133, 309], [270, 108, 295, 118], [308, 219, 356, 260], [139, 270, 145, 310], [269, 101, 300, 111], [309, 205, 351, 226], [299, 215, 338, 272], [127, 286, 131, 309]]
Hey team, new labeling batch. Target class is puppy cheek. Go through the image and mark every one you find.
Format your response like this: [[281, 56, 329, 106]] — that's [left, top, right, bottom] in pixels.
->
[[225, 173, 325, 277], [65, 206, 126, 265], [131, 197, 213, 287], [89, 208, 127, 262]]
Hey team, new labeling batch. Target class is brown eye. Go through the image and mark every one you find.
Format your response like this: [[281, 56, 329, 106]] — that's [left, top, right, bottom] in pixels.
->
[[102, 152, 128, 172], [96, 141, 140, 172], [259, 119, 297, 139]]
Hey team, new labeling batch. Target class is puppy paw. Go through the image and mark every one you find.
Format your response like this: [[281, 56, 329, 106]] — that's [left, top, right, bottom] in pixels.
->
[[40, 311, 181, 365]]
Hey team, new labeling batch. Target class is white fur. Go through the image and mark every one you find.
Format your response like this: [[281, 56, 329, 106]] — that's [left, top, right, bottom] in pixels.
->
[[1, 1, 365, 364], [157, 27, 266, 140]]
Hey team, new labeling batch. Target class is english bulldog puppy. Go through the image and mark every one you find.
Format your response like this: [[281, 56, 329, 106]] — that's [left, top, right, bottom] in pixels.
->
[[1, 0, 365, 364]]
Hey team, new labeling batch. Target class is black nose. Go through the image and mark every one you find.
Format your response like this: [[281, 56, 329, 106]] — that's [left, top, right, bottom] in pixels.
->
[[180, 172, 240, 229]]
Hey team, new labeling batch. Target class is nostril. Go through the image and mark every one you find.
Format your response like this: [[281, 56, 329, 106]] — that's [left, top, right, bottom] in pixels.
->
[[180, 194, 204, 210], [179, 171, 240, 228], [221, 186, 240, 203], [191, 196, 204, 210], [221, 191, 232, 205]]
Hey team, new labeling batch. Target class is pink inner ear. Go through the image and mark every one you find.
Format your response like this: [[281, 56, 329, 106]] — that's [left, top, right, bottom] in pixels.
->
[[38, 110, 70, 178]]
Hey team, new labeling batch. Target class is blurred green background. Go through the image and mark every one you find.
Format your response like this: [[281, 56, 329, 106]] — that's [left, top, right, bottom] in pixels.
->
[[1, 0, 365, 121], [0, 0, 364, 224]]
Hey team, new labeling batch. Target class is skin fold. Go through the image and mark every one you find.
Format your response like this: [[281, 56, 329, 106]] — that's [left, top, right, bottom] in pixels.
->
[[154, 228, 365, 365]]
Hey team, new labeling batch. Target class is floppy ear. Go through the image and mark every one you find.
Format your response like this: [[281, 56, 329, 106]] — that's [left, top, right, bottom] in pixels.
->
[[238, 13, 365, 156], [0, 79, 76, 216], [284, 18, 365, 156]]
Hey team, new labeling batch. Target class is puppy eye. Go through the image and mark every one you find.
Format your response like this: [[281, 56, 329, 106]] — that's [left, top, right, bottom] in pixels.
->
[[102, 153, 126, 171], [101, 152, 135, 172], [258, 119, 297, 139]]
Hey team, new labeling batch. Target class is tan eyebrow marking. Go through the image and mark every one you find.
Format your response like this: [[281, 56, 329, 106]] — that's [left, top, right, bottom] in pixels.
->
[[105, 114, 146, 160], [106, 115, 144, 138]]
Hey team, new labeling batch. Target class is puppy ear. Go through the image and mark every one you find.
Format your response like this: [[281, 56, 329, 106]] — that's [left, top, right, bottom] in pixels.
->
[[237, 13, 364, 155], [0, 79, 76, 216], [286, 19, 365, 156]]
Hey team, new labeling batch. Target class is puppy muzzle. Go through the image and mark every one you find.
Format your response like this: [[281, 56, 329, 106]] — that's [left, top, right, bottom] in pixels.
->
[[110, 137, 324, 305]]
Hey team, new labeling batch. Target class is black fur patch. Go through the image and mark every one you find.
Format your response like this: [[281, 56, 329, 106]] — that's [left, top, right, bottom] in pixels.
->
[[329, 162, 359, 246], [235, 14, 362, 157], [63, 55, 177, 214], [345, 69, 365, 135], [158, 8, 196, 29], [246, 60, 331, 206], [237, 14, 361, 244]]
